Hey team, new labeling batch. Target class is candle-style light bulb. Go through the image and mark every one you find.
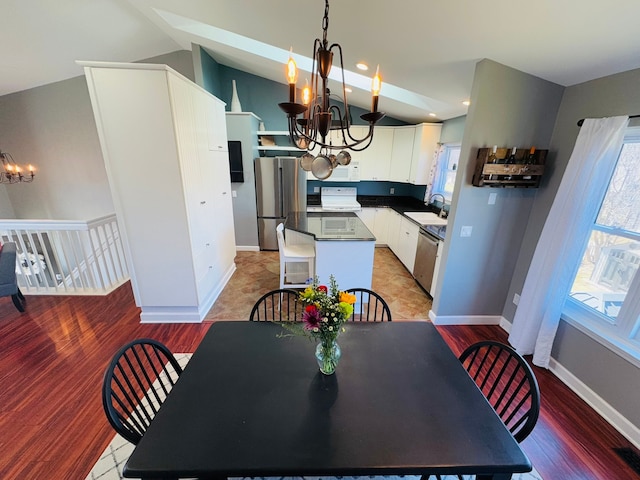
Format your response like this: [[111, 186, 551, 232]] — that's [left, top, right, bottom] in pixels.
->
[[302, 79, 311, 106], [286, 48, 298, 103], [371, 65, 382, 113], [28, 164, 34, 173]]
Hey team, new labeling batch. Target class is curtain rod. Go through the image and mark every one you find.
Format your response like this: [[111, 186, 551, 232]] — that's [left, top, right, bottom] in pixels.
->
[[577, 114, 640, 127]]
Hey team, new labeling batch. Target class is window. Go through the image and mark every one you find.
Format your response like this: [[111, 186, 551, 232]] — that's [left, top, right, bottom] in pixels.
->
[[567, 127, 640, 354], [431, 144, 460, 201]]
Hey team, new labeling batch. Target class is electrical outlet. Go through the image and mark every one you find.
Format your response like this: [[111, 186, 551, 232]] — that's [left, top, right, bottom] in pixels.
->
[[231, 190, 237, 198], [460, 226, 473, 237], [390, 187, 395, 194], [513, 293, 520, 305], [314, 186, 320, 193], [488, 192, 497, 205]]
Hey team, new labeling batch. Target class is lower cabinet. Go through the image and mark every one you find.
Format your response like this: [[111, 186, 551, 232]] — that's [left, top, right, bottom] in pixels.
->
[[397, 217, 420, 272], [357, 207, 390, 246]]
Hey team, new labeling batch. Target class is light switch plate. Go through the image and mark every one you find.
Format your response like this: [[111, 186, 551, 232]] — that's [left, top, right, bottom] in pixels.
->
[[461, 226, 473, 237], [314, 186, 320, 193], [513, 293, 520, 305], [489, 192, 497, 205]]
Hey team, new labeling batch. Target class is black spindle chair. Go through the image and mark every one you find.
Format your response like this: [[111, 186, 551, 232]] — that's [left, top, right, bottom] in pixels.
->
[[345, 288, 392, 322], [422, 341, 540, 480], [459, 340, 540, 442], [102, 339, 183, 445], [249, 289, 301, 321]]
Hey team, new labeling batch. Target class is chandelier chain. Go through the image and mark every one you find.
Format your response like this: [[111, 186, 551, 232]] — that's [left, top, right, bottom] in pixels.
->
[[322, 0, 329, 46]]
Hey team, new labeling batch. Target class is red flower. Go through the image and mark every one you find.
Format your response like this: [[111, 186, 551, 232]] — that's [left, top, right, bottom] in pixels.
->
[[302, 304, 322, 330], [317, 285, 328, 293]]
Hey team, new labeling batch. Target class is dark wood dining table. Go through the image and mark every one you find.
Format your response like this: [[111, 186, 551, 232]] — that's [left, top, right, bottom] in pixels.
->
[[123, 321, 532, 479]]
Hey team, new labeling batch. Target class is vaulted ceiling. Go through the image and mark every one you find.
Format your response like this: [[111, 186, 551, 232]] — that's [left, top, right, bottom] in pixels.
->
[[3, 0, 640, 123]]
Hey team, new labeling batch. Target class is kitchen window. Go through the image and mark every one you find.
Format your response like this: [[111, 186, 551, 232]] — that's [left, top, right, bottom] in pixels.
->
[[566, 127, 640, 360], [431, 144, 460, 201]]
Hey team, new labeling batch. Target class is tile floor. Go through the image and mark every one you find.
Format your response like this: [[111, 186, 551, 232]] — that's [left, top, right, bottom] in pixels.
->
[[205, 247, 433, 321]]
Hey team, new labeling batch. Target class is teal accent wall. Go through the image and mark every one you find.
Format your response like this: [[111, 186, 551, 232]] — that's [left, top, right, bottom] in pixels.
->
[[200, 49, 222, 98], [199, 51, 408, 130], [308, 180, 426, 200]]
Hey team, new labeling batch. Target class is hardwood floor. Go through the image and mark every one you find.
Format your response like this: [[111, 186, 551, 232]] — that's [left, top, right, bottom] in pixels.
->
[[0, 248, 638, 479]]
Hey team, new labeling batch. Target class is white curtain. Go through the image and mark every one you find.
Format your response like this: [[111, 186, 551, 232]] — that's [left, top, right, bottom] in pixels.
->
[[424, 143, 444, 202], [508, 116, 629, 368]]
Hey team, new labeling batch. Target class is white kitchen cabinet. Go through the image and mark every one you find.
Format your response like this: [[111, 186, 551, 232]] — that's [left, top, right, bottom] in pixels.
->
[[410, 123, 442, 185], [386, 209, 403, 255], [389, 126, 416, 183], [356, 208, 376, 233], [356, 207, 387, 246], [372, 207, 390, 245], [83, 62, 236, 323], [397, 217, 420, 272], [359, 126, 393, 181]]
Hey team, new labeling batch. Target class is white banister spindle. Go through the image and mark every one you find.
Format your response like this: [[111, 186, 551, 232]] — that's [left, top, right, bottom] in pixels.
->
[[0, 214, 129, 295]]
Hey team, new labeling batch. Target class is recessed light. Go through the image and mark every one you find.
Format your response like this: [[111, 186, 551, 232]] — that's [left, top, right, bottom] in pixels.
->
[[429, 113, 437, 117], [462, 100, 471, 106], [356, 63, 368, 71]]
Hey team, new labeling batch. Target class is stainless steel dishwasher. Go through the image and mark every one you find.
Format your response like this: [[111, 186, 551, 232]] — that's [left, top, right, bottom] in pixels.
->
[[413, 229, 440, 295]]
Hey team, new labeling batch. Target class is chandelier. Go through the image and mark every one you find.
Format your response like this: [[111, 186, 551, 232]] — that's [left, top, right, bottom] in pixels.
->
[[1, 151, 35, 184], [278, 0, 385, 179]]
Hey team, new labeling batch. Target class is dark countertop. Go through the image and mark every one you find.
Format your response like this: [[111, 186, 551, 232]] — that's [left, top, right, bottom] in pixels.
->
[[307, 195, 447, 240], [285, 211, 375, 241], [308, 194, 438, 214]]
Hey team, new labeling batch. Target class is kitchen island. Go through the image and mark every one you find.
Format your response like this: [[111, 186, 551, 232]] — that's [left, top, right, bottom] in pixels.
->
[[284, 212, 375, 290]]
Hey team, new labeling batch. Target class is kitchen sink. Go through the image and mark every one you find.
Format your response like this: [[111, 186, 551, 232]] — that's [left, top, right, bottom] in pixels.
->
[[404, 211, 448, 226]]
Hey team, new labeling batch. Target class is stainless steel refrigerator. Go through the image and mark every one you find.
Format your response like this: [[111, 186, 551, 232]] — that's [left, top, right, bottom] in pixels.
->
[[255, 156, 307, 250]]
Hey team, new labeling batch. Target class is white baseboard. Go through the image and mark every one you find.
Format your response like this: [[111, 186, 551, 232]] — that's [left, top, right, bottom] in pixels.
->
[[549, 357, 640, 450], [429, 310, 502, 325], [139, 263, 237, 324], [236, 245, 260, 252]]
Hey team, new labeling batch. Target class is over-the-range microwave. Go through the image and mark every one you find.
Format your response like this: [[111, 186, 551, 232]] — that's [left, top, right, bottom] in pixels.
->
[[322, 161, 360, 182]]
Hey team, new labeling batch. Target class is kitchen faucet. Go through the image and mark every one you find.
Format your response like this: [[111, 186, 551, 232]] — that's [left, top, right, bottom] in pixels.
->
[[427, 193, 447, 218]]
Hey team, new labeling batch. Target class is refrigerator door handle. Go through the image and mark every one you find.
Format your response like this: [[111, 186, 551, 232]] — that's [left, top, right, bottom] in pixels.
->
[[276, 158, 284, 217]]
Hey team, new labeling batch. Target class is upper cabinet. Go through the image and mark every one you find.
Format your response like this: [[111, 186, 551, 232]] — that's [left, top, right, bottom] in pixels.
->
[[359, 126, 394, 181], [389, 126, 416, 183], [371, 123, 442, 185], [266, 122, 442, 185]]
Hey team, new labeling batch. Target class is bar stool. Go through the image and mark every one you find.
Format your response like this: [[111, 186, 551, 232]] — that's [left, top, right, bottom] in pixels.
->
[[276, 223, 315, 289]]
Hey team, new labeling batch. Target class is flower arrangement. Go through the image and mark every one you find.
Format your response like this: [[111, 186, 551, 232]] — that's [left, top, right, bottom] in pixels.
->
[[280, 275, 356, 374], [298, 275, 357, 342]]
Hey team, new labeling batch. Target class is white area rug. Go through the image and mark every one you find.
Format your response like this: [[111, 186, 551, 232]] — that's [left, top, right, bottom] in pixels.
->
[[87, 354, 543, 480]]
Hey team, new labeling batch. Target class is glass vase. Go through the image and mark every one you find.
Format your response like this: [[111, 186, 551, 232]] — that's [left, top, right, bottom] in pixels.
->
[[315, 339, 341, 375]]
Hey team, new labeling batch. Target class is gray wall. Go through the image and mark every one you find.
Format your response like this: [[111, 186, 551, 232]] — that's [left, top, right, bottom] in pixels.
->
[[434, 59, 564, 316], [440, 115, 466, 144], [0, 75, 113, 220], [226, 113, 260, 248], [506, 67, 640, 429], [0, 186, 15, 218], [0, 50, 195, 220]]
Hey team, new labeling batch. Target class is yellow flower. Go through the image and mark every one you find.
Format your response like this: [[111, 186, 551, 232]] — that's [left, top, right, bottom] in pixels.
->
[[340, 291, 357, 305]]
